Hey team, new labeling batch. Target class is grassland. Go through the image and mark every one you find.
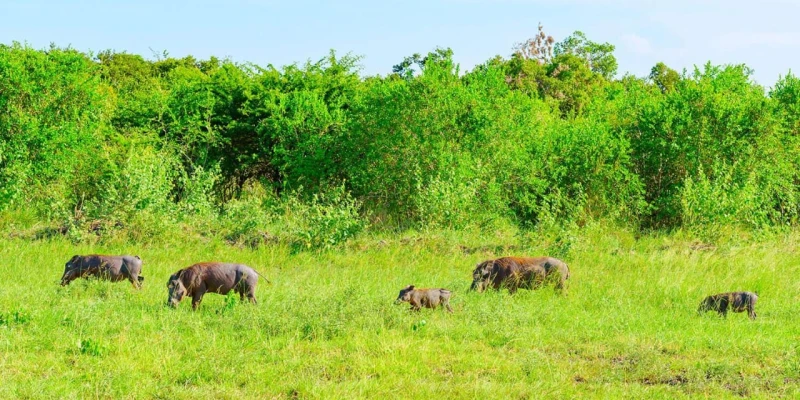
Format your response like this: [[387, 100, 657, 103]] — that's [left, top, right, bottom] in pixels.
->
[[1, 227, 799, 399]]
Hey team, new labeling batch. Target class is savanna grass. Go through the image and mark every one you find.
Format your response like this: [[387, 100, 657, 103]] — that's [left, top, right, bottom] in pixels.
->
[[1, 228, 799, 399]]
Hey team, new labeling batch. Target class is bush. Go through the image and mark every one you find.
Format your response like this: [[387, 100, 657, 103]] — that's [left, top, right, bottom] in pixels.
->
[[219, 184, 276, 247], [414, 172, 483, 229], [281, 183, 367, 250], [0, 43, 108, 209], [681, 165, 767, 230], [5, 39, 800, 245], [178, 164, 221, 217]]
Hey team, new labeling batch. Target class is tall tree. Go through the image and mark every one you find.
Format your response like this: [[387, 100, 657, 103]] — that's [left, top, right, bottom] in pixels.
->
[[554, 31, 618, 80], [649, 62, 680, 93]]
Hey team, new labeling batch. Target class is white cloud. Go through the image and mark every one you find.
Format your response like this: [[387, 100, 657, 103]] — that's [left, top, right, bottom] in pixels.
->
[[621, 34, 653, 55]]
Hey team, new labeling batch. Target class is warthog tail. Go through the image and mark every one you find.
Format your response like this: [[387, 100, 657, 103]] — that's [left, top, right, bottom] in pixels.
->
[[252, 268, 272, 284]]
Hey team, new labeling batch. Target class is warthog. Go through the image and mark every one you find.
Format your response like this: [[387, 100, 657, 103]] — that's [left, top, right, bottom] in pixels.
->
[[469, 256, 570, 294], [60, 255, 144, 288], [698, 291, 758, 320], [395, 285, 453, 312], [166, 262, 268, 310]]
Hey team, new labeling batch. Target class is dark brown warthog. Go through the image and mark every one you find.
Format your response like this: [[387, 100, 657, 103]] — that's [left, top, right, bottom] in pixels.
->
[[698, 291, 758, 320], [469, 256, 569, 294], [395, 285, 453, 312], [166, 262, 268, 310], [60, 255, 144, 288]]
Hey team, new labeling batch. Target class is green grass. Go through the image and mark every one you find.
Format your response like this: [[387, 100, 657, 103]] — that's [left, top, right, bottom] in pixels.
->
[[1, 228, 800, 399]]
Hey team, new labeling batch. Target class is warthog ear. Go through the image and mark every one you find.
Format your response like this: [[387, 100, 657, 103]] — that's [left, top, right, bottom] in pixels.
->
[[168, 270, 183, 283], [66, 255, 79, 267], [407, 285, 415, 290]]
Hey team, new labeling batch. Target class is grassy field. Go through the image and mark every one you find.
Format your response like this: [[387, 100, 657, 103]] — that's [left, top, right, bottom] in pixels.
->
[[1, 227, 799, 399]]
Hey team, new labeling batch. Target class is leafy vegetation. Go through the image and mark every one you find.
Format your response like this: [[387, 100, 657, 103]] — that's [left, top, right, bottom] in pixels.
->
[[3, 26, 799, 244]]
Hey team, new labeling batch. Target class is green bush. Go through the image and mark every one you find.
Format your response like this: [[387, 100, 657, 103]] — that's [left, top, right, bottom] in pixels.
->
[[0, 43, 108, 210], [219, 184, 276, 247], [681, 165, 766, 230], [282, 183, 367, 250], [414, 173, 484, 229], [3, 36, 800, 245]]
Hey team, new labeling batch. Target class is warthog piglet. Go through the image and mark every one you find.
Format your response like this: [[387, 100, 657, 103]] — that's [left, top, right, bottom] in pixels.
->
[[395, 285, 453, 313], [698, 291, 758, 320]]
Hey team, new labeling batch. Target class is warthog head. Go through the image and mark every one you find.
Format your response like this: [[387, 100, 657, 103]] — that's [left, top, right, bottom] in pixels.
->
[[697, 297, 715, 315], [395, 285, 415, 304], [166, 272, 187, 308], [60, 255, 81, 286], [469, 260, 493, 292]]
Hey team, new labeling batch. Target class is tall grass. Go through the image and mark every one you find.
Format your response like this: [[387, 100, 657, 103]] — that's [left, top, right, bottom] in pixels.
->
[[1, 228, 799, 398]]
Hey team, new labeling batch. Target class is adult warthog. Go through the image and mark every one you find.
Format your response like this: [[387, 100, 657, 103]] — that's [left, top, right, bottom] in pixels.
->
[[469, 256, 569, 294], [698, 291, 758, 320], [166, 262, 269, 310], [60, 254, 144, 288]]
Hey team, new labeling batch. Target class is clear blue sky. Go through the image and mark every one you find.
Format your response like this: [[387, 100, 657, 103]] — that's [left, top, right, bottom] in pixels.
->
[[2, 0, 798, 86]]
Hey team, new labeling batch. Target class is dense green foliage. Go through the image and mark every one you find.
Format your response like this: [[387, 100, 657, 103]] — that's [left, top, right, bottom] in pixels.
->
[[2, 29, 800, 246]]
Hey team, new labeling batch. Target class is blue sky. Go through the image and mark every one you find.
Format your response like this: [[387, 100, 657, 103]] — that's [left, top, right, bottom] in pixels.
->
[[2, 0, 798, 86]]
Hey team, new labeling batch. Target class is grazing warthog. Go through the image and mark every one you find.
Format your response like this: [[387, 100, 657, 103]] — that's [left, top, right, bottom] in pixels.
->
[[166, 262, 268, 310], [60, 255, 144, 288], [698, 291, 758, 320], [395, 285, 453, 312], [469, 256, 570, 294]]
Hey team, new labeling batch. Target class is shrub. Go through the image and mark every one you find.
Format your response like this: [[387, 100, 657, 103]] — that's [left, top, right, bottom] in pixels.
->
[[219, 184, 276, 247], [282, 183, 367, 250]]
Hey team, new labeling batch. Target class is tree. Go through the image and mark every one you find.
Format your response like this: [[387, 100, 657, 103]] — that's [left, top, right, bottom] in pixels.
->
[[513, 23, 555, 64], [554, 31, 618, 80], [545, 53, 607, 116], [392, 48, 455, 78], [649, 62, 680, 93]]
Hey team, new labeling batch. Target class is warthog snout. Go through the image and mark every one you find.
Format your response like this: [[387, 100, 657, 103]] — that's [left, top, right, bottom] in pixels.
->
[[60, 269, 77, 286], [469, 279, 485, 292], [395, 288, 412, 304]]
